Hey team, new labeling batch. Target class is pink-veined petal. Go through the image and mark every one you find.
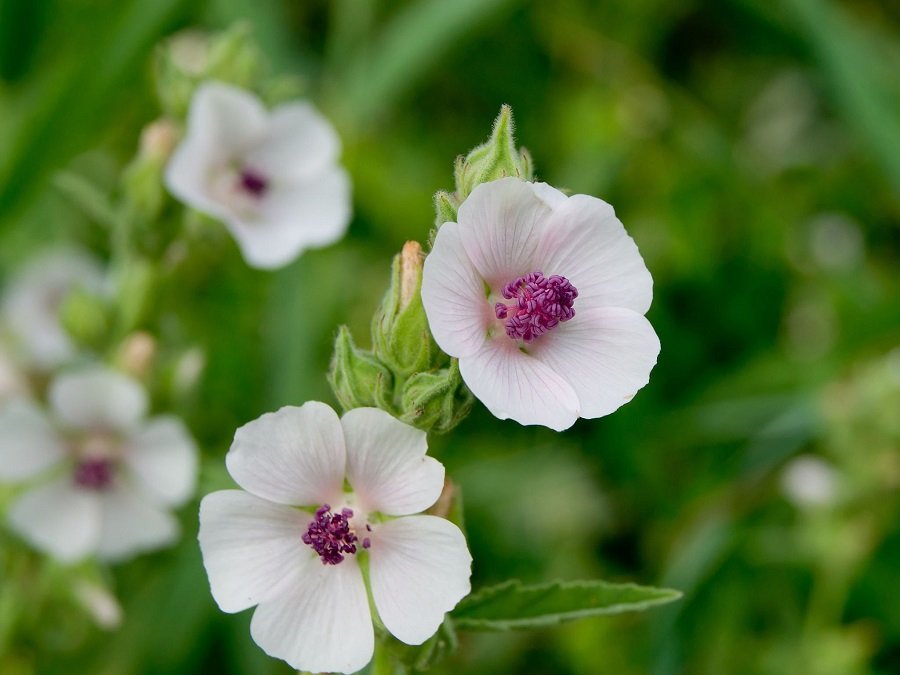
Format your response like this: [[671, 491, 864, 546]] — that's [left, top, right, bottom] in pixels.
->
[[125, 416, 198, 506], [244, 101, 341, 182], [458, 340, 580, 431], [369, 515, 471, 645], [49, 367, 147, 433], [530, 307, 660, 418], [538, 193, 653, 314], [341, 408, 444, 516], [96, 484, 179, 561], [226, 166, 351, 269], [8, 476, 102, 562], [457, 177, 550, 288], [0, 399, 65, 480], [421, 222, 492, 359], [199, 490, 314, 613], [250, 555, 373, 674], [226, 402, 345, 506]]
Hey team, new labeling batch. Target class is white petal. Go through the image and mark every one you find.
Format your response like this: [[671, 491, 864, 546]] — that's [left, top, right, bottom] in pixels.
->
[[226, 402, 346, 506], [95, 485, 179, 561], [0, 399, 65, 480], [539, 193, 653, 314], [250, 556, 373, 674], [530, 181, 569, 208], [8, 476, 102, 562], [341, 408, 444, 516], [530, 307, 660, 419], [369, 516, 471, 645], [49, 366, 147, 432], [198, 490, 313, 613], [421, 222, 492, 359], [457, 177, 551, 288], [125, 416, 198, 506], [244, 101, 341, 182], [226, 167, 351, 269], [458, 340, 580, 431], [165, 82, 267, 218]]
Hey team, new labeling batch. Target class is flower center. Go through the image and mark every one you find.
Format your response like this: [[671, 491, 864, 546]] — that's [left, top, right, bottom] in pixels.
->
[[494, 271, 578, 342], [238, 167, 269, 198], [302, 504, 371, 565], [73, 458, 115, 490]]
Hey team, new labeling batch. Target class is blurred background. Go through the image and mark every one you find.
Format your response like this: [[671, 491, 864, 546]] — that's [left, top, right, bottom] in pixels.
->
[[1, 0, 899, 673]]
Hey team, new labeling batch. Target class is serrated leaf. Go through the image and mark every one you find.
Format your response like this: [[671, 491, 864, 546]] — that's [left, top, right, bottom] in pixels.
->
[[452, 579, 681, 631]]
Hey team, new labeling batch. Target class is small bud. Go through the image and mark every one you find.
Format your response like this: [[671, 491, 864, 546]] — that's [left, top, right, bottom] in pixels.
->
[[59, 287, 111, 350], [328, 326, 394, 411], [73, 580, 122, 631], [399, 360, 473, 433], [115, 259, 157, 334], [122, 119, 179, 222], [433, 190, 459, 228], [454, 105, 533, 200], [117, 331, 157, 379], [154, 23, 266, 118], [371, 242, 437, 377]]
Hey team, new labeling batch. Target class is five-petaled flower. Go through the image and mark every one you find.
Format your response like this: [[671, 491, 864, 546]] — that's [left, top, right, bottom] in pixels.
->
[[165, 82, 352, 269], [421, 177, 660, 431], [198, 402, 471, 674], [0, 366, 197, 562]]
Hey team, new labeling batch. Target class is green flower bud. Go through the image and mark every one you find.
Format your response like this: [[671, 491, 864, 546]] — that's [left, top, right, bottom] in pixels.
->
[[371, 241, 438, 377], [59, 287, 110, 350], [328, 325, 394, 411], [154, 23, 266, 118], [399, 359, 473, 434], [115, 259, 157, 334], [122, 119, 178, 223], [454, 104, 533, 201]]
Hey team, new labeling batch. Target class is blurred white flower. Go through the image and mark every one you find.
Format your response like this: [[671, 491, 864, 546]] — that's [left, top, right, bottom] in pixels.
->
[[0, 366, 197, 562], [199, 402, 471, 674], [165, 82, 352, 269], [421, 177, 660, 431], [1, 247, 104, 369], [781, 455, 839, 508]]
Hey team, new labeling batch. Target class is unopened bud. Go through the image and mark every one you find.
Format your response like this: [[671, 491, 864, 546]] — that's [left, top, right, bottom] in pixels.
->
[[399, 360, 473, 433], [117, 331, 157, 379], [328, 326, 393, 411]]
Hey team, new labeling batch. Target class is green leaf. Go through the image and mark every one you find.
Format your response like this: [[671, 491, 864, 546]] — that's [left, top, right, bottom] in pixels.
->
[[452, 579, 682, 631]]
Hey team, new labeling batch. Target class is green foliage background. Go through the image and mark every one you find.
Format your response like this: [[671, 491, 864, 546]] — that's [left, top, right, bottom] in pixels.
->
[[1, 0, 899, 673]]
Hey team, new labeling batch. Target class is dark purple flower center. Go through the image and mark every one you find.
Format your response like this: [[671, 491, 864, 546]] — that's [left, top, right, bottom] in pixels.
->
[[73, 458, 114, 490], [302, 504, 371, 565], [238, 168, 269, 198], [494, 271, 577, 342]]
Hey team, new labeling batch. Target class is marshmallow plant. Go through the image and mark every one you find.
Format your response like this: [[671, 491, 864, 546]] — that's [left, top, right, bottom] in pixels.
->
[[0, 366, 197, 562], [165, 82, 351, 269]]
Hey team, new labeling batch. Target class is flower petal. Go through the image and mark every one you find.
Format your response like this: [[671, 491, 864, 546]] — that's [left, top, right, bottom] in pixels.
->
[[369, 515, 471, 645], [341, 408, 443, 516], [530, 307, 660, 418], [198, 490, 313, 613], [250, 555, 373, 674], [244, 101, 341, 182], [458, 340, 580, 431], [49, 367, 147, 432], [538, 193, 653, 314], [226, 402, 345, 506], [124, 416, 198, 506], [421, 221, 491, 359], [457, 177, 551, 288], [165, 82, 267, 218], [8, 476, 102, 562], [0, 399, 65, 480], [226, 167, 351, 269], [95, 485, 180, 561]]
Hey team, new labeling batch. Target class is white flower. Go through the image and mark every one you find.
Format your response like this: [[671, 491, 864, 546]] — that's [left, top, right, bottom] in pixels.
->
[[0, 366, 197, 562], [781, 455, 839, 508], [198, 402, 471, 674], [1, 247, 104, 369], [421, 177, 660, 431], [165, 82, 352, 269]]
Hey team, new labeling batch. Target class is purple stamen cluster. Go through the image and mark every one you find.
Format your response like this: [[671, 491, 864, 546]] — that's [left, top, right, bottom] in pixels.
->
[[303, 505, 360, 565], [239, 168, 268, 198], [74, 458, 114, 490], [495, 271, 578, 342]]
